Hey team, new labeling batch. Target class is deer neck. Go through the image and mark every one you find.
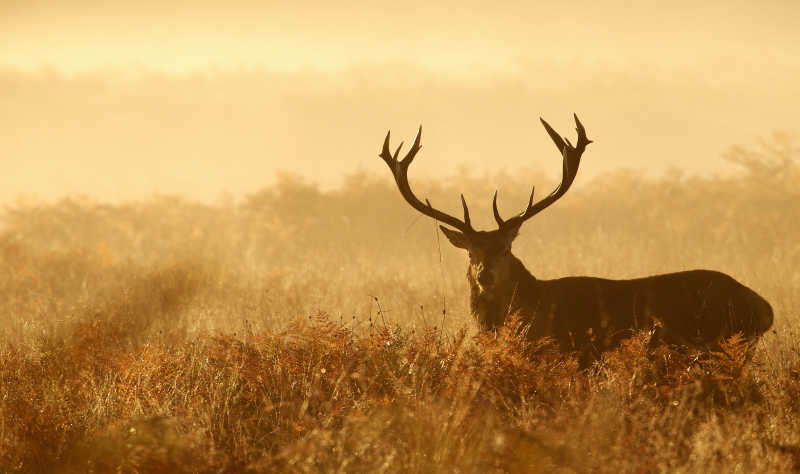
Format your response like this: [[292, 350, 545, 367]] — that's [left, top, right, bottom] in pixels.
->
[[469, 255, 538, 330]]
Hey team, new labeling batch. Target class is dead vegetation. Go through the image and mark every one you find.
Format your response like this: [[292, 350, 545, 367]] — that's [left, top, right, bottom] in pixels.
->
[[1, 136, 799, 472]]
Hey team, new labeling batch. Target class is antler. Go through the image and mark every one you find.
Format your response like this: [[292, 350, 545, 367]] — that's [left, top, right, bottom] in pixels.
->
[[379, 126, 475, 233], [493, 114, 592, 230]]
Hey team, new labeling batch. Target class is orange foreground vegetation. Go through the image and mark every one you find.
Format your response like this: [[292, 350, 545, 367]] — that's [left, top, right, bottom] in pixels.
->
[[1, 141, 799, 472], [1, 267, 795, 473]]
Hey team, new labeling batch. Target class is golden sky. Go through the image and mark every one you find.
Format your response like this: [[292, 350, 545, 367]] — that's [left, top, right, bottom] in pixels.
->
[[2, 0, 799, 202]]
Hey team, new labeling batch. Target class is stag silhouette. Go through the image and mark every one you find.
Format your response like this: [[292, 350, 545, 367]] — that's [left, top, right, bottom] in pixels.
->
[[379, 115, 773, 366]]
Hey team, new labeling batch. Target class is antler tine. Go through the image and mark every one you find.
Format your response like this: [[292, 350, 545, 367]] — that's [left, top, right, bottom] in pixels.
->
[[574, 113, 592, 146], [401, 126, 423, 166], [540, 117, 566, 153], [393, 142, 404, 161], [381, 131, 393, 161], [425, 194, 472, 229], [492, 191, 504, 226], [379, 126, 474, 233], [499, 114, 591, 230], [494, 186, 535, 227], [460, 194, 472, 228], [525, 186, 535, 209]]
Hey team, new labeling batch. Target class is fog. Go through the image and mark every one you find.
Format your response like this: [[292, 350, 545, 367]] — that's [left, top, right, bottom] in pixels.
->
[[2, 4, 800, 468], [1, 0, 798, 203]]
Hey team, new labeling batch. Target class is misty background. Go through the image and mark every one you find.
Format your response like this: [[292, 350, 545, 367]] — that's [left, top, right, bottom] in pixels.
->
[[2, 0, 799, 203]]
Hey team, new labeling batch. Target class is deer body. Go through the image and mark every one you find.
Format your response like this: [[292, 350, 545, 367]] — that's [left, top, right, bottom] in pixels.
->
[[469, 258, 772, 361], [378, 115, 773, 364]]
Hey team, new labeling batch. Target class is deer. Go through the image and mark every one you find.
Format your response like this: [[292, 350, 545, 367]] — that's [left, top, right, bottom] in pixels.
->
[[378, 114, 773, 366]]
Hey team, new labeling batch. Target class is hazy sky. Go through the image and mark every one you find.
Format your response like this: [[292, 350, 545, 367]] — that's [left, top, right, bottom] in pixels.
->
[[2, 0, 799, 202], [3, 0, 798, 74]]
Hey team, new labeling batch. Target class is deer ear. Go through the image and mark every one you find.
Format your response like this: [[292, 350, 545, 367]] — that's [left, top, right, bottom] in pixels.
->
[[439, 226, 470, 249]]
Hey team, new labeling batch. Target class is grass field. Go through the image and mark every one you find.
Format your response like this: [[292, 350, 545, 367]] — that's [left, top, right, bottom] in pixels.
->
[[1, 140, 799, 472]]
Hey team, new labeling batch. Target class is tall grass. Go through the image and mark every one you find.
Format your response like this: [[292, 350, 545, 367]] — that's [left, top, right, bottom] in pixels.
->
[[1, 137, 798, 472]]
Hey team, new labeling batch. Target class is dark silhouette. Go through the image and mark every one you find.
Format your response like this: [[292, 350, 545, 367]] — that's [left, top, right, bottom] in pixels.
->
[[379, 115, 773, 366]]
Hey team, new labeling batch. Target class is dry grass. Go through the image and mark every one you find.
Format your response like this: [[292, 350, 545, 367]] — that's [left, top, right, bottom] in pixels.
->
[[1, 138, 799, 472]]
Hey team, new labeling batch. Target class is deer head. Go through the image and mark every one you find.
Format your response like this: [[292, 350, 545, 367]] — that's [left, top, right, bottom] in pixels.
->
[[379, 115, 592, 298]]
